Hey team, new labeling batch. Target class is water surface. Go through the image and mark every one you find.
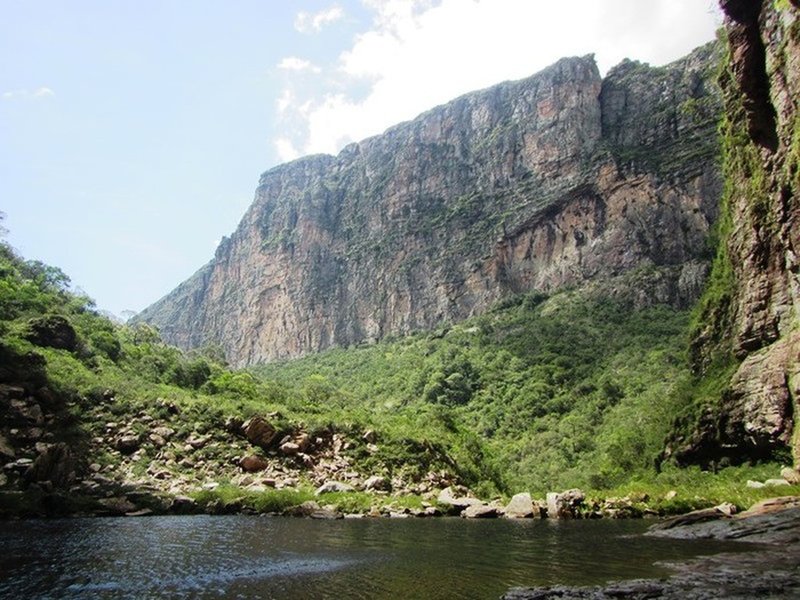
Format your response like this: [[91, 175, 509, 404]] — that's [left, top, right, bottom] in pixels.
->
[[0, 516, 753, 599]]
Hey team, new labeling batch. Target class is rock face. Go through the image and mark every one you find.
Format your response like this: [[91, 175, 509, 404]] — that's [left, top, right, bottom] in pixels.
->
[[137, 46, 722, 366], [676, 0, 800, 465]]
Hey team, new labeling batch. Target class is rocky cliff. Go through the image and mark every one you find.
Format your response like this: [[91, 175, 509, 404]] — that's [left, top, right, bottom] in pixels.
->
[[137, 45, 722, 366], [671, 0, 800, 465]]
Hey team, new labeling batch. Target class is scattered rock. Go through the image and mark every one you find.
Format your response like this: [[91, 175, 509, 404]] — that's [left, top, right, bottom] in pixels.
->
[[364, 475, 390, 492], [185, 435, 208, 450], [280, 441, 300, 456], [504, 492, 536, 519], [765, 478, 791, 487], [546, 489, 585, 519], [27, 442, 75, 487], [239, 455, 269, 472], [310, 507, 343, 520], [747, 479, 766, 488], [362, 430, 377, 443], [664, 490, 678, 500], [242, 416, 279, 449], [116, 435, 140, 454], [315, 481, 355, 495], [97, 496, 138, 515], [224, 416, 244, 433], [0, 434, 15, 460], [170, 495, 197, 512], [148, 433, 166, 448], [286, 500, 321, 517]]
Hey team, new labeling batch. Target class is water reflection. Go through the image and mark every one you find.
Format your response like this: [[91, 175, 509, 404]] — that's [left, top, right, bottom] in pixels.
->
[[0, 516, 753, 599]]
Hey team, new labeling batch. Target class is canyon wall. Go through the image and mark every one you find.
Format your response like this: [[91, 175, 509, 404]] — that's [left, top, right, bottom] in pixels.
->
[[137, 45, 722, 366], [670, 0, 800, 465]]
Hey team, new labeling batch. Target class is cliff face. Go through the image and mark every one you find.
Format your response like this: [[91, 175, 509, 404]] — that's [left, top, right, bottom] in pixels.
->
[[673, 0, 800, 465], [137, 46, 722, 366]]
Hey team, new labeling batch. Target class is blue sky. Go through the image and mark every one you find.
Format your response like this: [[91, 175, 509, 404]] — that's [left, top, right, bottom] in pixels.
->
[[1, 0, 722, 317]]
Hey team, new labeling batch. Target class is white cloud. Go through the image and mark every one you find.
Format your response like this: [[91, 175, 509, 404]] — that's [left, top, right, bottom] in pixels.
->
[[3, 86, 56, 100], [294, 4, 345, 34], [275, 137, 301, 162], [277, 56, 322, 73], [33, 86, 55, 97], [276, 0, 722, 158]]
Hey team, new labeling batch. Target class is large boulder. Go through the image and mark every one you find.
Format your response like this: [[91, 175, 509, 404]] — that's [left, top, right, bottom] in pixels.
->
[[504, 492, 538, 519], [27, 442, 75, 488], [242, 417, 278, 449], [437, 486, 483, 511], [462, 504, 499, 518], [546, 489, 585, 519]]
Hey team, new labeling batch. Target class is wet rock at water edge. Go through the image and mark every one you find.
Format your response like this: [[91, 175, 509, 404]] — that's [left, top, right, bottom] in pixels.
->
[[504, 493, 538, 519], [546, 489, 585, 519], [437, 486, 483, 513], [462, 504, 499, 518]]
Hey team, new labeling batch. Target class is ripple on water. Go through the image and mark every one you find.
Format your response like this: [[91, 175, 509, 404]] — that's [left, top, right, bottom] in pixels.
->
[[0, 516, 756, 599]]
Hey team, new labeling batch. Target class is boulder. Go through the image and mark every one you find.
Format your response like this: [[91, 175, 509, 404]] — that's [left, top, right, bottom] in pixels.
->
[[546, 489, 585, 519], [97, 496, 138, 515], [242, 417, 278, 449], [462, 504, 499, 518], [239, 455, 269, 472], [148, 433, 166, 448], [224, 416, 244, 433], [27, 442, 75, 487], [765, 478, 791, 487], [315, 481, 355, 495], [0, 434, 15, 460], [364, 475, 391, 491], [170, 495, 197, 513], [780, 467, 800, 485], [504, 492, 536, 519], [747, 480, 766, 488], [115, 435, 140, 454], [280, 442, 300, 456], [295, 433, 311, 452], [285, 500, 321, 517], [310, 507, 343, 519], [437, 486, 483, 511]]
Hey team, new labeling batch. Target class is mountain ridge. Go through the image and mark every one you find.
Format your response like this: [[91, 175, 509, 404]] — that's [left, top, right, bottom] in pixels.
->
[[136, 43, 722, 366]]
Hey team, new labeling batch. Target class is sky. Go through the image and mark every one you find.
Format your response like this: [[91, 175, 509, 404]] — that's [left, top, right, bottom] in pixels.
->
[[1, 0, 722, 317]]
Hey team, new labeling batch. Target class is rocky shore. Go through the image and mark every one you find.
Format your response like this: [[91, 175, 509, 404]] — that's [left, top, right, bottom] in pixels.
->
[[504, 496, 800, 599]]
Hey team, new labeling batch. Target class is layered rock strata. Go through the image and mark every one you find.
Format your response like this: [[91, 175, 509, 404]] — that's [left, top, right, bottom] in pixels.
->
[[674, 0, 800, 465], [137, 45, 722, 366]]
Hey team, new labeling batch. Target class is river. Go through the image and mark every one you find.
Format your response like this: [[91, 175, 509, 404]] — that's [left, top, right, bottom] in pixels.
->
[[0, 516, 753, 599]]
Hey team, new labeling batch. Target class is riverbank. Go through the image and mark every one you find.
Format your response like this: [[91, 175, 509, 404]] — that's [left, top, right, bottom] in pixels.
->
[[504, 496, 800, 599]]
